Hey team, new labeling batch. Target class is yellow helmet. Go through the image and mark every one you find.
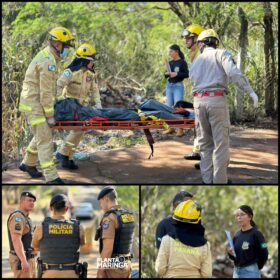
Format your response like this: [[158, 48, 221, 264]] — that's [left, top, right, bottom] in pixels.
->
[[49, 26, 75, 47], [173, 200, 202, 224], [197, 29, 219, 46], [182, 24, 204, 38], [76, 43, 97, 60]]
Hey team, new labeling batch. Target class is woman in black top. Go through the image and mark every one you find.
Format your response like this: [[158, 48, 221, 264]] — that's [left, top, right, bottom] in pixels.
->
[[164, 44, 189, 137], [228, 205, 268, 278]]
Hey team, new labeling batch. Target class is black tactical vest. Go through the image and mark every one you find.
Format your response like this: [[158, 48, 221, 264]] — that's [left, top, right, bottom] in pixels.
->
[[39, 217, 80, 264], [99, 208, 135, 256], [7, 210, 33, 252]]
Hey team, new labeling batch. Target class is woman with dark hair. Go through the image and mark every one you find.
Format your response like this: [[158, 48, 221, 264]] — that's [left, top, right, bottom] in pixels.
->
[[228, 205, 268, 278], [164, 44, 189, 137], [155, 200, 212, 278]]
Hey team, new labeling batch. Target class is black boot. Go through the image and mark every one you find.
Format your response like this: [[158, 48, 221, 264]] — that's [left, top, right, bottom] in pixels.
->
[[184, 152, 201, 160], [19, 163, 43, 178], [46, 177, 65, 184], [194, 162, 200, 170], [56, 152, 78, 170]]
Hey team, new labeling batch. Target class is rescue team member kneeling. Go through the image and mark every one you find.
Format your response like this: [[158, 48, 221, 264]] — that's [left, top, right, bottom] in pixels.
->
[[155, 190, 194, 250], [19, 26, 75, 185], [95, 186, 135, 278], [31, 194, 87, 278], [228, 205, 268, 278], [190, 29, 258, 184], [7, 191, 37, 278], [155, 199, 212, 278], [56, 43, 102, 170]]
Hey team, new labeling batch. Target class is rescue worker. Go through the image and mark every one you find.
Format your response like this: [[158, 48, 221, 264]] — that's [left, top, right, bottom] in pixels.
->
[[181, 24, 205, 165], [155, 199, 212, 278], [95, 186, 135, 278], [55, 43, 102, 170], [31, 194, 86, 278], [155, 190, 194, 249], [19, 26, 75, 184], [7, 191, 36, 278], [190, 29, 258, 184]]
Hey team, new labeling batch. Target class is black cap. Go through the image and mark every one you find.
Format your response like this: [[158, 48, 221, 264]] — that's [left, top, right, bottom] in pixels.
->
[[20, 191, 36, 201], [172, 191, 193, 206], [50, 194, 68, 207], [97, 186, 116, 200]]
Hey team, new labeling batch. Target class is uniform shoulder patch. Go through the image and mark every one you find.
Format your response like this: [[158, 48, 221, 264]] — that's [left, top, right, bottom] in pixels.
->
[[261, 243, 268, 249], [102, 221, 110, 230], [15, 223, 22, 231], [63, 69, 72, 78], [15, 217, 22, 222], [48, 65, 56, 72]]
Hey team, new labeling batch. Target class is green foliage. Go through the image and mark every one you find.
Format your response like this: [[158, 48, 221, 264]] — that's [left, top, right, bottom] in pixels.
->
[[141, 185, 278, 278]]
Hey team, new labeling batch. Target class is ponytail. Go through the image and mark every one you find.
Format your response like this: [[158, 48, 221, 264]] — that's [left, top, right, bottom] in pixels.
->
[[178, 50, 185, 60], [250, 219, 257, 228], [169, 44, 185, 60]]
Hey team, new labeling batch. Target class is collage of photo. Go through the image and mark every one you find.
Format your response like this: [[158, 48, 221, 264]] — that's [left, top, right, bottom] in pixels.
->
[[2, 1, 278, 279], [1, 185, 278, 278]]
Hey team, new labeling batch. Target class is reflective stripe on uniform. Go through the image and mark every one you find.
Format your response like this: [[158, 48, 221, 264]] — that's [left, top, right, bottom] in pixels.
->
[[30, 117, 46, 126], [41, 160, 55, 169], [27, 145, 38, 154], [65, 141, 75, 147], [19, 102, 32, 112], [44, 106, 54, 114]]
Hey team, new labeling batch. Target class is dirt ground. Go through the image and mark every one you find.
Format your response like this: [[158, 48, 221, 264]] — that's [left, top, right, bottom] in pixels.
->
[[2, 126, 278, 184]]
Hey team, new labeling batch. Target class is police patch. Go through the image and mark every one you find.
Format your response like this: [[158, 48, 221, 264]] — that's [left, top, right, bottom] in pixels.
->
[[102, 222, 109, 230], [86, 76, 92, 82], [63, 69, 72, 78], [15, 217, 22, 222], [15, 223, 21, 231], [48, 65, 56, 72]]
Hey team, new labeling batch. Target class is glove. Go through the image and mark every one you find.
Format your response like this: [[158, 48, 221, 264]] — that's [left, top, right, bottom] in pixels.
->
[[249, 92, 258, 108], [95, 102, 102, 109], [46, 117, 56, 126]]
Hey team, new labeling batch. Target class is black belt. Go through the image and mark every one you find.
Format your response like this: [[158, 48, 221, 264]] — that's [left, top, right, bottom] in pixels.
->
[[43, 264, 77, 271], [9, 251, 35, 258]]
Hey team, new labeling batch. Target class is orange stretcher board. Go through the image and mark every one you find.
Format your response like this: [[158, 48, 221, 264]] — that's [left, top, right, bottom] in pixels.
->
[[51, 119, 195, 130]]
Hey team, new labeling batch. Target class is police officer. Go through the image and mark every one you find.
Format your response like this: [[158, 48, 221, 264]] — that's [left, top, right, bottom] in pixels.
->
[[56, 43, 102, 170], [190, 29, 258, 184], [155, 190, 194, 249], [8, 191, 36, 278], [96, 186, 135, 278], [31, 194, 86, 278], [155, 200, 212, 278], [19, 26, 75, 184], [181, 24, 205, 165]]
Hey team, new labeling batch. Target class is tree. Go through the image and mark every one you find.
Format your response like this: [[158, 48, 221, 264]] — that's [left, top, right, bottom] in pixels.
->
[[263, 2, 276, 117], [234, 6, 248, 120]]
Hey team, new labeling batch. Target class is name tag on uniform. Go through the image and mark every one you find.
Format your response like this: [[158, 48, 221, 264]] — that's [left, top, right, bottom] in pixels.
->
[[48, 65, 56, 72], [121, 214, 134, 223], [86, 76, 92, 82], [48, 224, 73, 234]]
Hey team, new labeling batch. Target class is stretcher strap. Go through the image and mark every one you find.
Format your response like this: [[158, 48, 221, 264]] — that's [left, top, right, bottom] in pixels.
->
[[143, 129, 155, 159]]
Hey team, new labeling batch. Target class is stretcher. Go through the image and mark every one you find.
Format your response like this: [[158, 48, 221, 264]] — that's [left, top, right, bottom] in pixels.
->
[[51, 119, 195, 159], [51, 119, 195, 130]]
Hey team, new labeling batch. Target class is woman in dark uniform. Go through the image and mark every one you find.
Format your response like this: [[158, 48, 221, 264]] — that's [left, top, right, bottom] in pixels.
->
[[228, 205, 268, 278]]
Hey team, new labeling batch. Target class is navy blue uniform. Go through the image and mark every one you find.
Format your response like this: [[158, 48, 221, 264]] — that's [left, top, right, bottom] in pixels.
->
[[229, 227, 268, 269], [155, 216, 176, 249]]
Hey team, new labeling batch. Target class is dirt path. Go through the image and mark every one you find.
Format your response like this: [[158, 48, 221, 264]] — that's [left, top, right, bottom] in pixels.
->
[[2, 127, 278, 184]]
